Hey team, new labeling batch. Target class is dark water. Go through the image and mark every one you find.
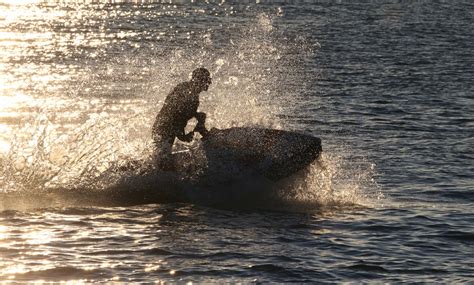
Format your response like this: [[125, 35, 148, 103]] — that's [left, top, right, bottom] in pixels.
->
[[0, 1, 473, 283]]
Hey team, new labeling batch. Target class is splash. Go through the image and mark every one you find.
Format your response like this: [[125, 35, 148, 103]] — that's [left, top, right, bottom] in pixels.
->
[[0, 106, 149, 192], [179, 142, 382, 213], [274, 150, 383, 212], [0, 12, 380, 212]]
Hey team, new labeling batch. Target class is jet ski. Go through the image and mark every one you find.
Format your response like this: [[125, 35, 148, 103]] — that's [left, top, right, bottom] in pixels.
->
[[115, 127, 322, 181], [200, 127, 322, 180]]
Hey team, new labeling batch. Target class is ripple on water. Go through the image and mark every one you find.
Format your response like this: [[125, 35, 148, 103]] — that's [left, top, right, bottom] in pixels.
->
[[12, 267, 111, 282]]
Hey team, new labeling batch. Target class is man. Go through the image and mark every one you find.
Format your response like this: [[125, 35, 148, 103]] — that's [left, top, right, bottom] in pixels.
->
[[152, 67, 212, 170]]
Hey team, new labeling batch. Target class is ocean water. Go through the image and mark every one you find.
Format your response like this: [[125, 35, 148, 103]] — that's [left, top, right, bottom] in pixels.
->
[[0, 1, 473, 283]]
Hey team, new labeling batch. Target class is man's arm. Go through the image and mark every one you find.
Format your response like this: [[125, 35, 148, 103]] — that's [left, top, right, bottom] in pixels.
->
[[194, 112, 209, 137]]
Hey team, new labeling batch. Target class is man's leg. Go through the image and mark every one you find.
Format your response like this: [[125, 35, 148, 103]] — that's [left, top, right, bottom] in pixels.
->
[[154, 135, 175, 170]]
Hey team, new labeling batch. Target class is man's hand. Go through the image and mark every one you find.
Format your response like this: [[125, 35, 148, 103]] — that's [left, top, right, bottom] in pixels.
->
[[178, 131, 194, 143]]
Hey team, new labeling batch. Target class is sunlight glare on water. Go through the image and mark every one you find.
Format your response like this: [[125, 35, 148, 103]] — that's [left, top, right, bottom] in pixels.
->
[[0, 0, 40, 4]]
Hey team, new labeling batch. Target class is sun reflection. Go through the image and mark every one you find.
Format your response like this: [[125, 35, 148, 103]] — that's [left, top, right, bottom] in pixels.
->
[[25, 230, 54, 245], [0, 94, 36, 155], [0, 225, 7, 240], [0, 139, 10, 154], [144, 263, 161, 272], [0, 0, 41, 5], [0, 94, 30, 109], [1, 264, 27, 277]]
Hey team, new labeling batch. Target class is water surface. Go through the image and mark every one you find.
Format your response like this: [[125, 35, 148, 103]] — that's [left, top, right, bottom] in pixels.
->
[[0, 1, 473, 283]]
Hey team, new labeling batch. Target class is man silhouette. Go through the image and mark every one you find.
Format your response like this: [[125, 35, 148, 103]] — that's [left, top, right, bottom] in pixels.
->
[[152, 68, 212, 170]]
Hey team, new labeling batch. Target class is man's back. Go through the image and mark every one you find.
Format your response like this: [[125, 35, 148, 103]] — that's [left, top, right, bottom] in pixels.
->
[[153, 82, 200, 138]]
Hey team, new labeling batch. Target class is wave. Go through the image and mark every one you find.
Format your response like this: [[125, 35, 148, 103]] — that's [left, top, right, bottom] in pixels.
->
[[12, 266, 109, 282]]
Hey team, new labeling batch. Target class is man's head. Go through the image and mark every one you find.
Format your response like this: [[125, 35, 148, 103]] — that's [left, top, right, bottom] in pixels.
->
[[191, 68, 212, 92]]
